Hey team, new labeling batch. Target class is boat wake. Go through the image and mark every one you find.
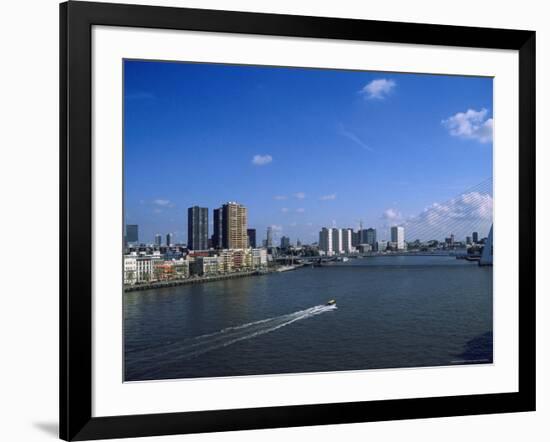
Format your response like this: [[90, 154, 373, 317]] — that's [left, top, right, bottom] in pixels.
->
[[126, 304, 336, 375]]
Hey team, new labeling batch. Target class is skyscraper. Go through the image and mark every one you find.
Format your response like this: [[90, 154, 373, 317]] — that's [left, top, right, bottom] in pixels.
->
[[212, 208, 223, 249], [390, 226, 405, 250], [331, 228, 343, 254], [319, 227, 333, 255], [266, 226, 273, 248], [473, 231, 479, 243], [280, 236, 290, 249], [342, 228, 353, 253], [166, 233, 172, 247], [154, 234, 162, 247], [247, 228, 256, 248], [366, 228, 377, 246], [125, 224, 138, 243], [221, 202, 248, 249], [187, 206, 209, 250]]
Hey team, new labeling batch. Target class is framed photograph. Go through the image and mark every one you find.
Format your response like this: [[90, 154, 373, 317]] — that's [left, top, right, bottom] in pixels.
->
[[60, 1, 536, 440]]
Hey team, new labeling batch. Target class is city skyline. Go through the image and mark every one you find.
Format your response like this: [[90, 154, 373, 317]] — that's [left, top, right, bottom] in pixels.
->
[[124, 60, 493, 244]]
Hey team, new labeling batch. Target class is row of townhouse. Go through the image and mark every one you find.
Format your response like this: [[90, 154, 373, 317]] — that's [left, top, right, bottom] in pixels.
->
[[124, 248, 268, 285]]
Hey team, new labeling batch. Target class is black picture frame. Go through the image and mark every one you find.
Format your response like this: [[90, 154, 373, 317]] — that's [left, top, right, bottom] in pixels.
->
[[60, 1, 536, 440]]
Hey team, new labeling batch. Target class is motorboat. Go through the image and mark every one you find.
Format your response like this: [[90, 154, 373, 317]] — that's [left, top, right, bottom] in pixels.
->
[[326, 299, 336, 306]]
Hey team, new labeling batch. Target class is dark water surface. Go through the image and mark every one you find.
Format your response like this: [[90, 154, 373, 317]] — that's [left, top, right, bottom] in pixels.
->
[[124, 256, 493, 381]]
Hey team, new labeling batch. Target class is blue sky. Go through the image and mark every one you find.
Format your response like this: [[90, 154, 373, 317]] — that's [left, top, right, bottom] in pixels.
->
[[124, 60, 493, 245]]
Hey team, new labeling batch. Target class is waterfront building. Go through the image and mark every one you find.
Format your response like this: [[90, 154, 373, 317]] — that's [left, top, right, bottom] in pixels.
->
[[342, 228, 354, 253], [280, 236, 290, 249], [358, 244, 372, 253], [466, 236, 472, 245], [366, 228, 377, 247], [252, 248, 268, 267], [188, 206, 209, 250], [233, 248, 253, 270], [154, 234, 162, 247], [125, 224, 138, 244], [473, 231, 479, 243], [219, 249, 235, 273], [266, 226, 273, 248], [137, 256, 154, 282], [192, 256, 222, 276], [166, 233, 172, 247], [390, 226, 405, 250], [331, 228, 343, 255], [154, 260, 176, 281], [212, 208, 223, 249], [296, 239, 302, 248], [247, 228, 256, 248], [124, 255, 137, 285], [124, 254, 154, 284], [221, 202, 248, 249], [376, 240, 389, 252], [319, 227, 333, 256], [171, 258, 190, 279]]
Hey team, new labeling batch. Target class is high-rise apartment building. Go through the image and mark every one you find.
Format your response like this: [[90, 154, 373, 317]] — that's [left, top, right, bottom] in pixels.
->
[[166, 233, 172, 247], [154, 234, 162, 247], [221, 202, 248, 249], [280, 236, 290, 249], [319, 227, 333, 256], [366, 228, 377, 246], [187, 206, 209, 250], [331, 228, 343, 254], [212, 208, 223, 249], [247, 228, 256, 248], [390, 226, 405, 250], [342, 228, 354, 253], [266, 226, 273, 248], [473, 231, 479, 243], [125, 224, 139, 243]]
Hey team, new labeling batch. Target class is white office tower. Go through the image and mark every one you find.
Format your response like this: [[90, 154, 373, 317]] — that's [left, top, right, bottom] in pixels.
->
[[342, 228, 354, 253], [390, 226, 405, 250], [331, 228, 343, 255], [319, 227, 333, 256]]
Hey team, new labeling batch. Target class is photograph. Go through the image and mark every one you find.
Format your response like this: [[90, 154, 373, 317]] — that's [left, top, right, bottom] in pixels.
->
[[122, 59, 494, 382]]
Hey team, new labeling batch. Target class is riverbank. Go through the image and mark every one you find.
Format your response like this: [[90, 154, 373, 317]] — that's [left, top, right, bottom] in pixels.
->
[[124, 270, 267, 292]]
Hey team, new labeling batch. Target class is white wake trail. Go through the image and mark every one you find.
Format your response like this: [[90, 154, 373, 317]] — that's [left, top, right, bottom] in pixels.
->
[[127, 304, 337, 374]]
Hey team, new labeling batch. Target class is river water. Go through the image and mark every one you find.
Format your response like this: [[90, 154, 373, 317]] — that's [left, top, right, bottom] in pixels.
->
[[124, 256, 493, 381]]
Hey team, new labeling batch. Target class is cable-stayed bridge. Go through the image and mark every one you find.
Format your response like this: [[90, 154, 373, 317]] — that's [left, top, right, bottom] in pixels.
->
[[278, 177, 494, 265], [402, 177, 493, 243]]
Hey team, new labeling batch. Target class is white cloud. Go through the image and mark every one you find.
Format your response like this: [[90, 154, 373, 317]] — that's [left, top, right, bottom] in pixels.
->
[[294, 192, 306, 199], [319, 193, 337, 201], [270, 224, 283, 232], [296, 208, 305, 213], [281, 207, 289, 213], [252, 154, 273, 166], [382, 208, 402, 222], [274, 195, 287, 200], [442, 108, 493, 143], [360, 79, 396, 100], [153, 199, 173, 207]]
